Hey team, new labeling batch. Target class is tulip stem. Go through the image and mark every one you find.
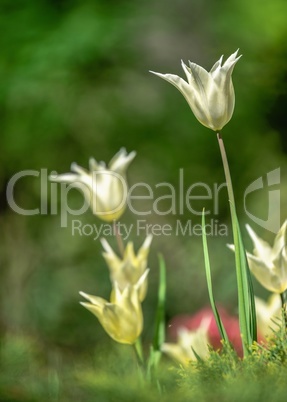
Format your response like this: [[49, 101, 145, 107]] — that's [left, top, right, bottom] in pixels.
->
[[217, 132, 235, 207], [113, 221, 125, 257], [134, 337, 144, 365]]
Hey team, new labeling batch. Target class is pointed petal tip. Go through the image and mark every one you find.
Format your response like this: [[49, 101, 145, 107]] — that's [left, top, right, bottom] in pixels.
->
[[143, 233, 153, 248], [217, 55, 224, 67], [89, 157, 97, 167], [136, 269, 150, 290], [245, 224, 260, 244], [48, 172, 79, 183], [128, 149, 137, 160], [229, 49, 242, 63], [79, 301, 93, 310], [149, 70, 165, 77], [79, 291, 94, 303], [116, 147, 134, 159], [245, 224, 253, 236], [100, 237, 109, 249]]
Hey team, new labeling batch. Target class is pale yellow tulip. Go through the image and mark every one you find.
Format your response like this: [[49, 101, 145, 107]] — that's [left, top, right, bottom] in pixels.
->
[[101, 235, 152, 301], [79, 270, 148, 344]]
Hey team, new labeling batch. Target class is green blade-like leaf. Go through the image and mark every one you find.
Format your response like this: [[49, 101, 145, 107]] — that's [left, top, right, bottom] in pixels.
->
[[202, 211, 229, 345], [232, 208, 257, 342], [230, 202, 257, 352], [247, 260, 257, 342], [153, 253, 166, 351], [147, 254, 166, 377]]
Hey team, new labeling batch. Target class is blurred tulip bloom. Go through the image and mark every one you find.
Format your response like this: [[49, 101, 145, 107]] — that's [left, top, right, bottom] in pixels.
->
[[150, 50, 241, 131], [162, 318, 210, 366], [168, 307, 243, 356], [79, 270, 148, 344], [101, 235, 152, 301], [255, 294, 282, 338], [50, 148, 136, 222], [245, 222, 287, 293]]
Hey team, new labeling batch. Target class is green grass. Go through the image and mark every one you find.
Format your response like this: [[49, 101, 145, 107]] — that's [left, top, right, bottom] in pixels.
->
[[2, 327, 287, 402]]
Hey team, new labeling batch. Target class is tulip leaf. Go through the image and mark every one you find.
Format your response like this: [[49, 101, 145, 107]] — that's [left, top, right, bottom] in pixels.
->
[[217, 132, 256, 356], [153, 253, 166, 351], [147, 254, 166, 378], [231, 205, 257, 343], [247, 255, 257, 341], [230, 202, 257, 353], [202, 211, 229, 345]]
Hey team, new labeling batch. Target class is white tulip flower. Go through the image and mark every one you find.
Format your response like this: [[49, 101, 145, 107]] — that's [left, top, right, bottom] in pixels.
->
[[151, 50, 241, 131], [161, 318, 211, 366], [245, 222, 287, 294], [50, 148, 136, 222]]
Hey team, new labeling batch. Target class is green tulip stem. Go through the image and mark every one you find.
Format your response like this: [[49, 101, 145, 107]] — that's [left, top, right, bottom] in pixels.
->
[[132, 338, 145, 381], [134, 337, 144, 365], [217, 132, 235, 207], [113, 220, 125, 257]]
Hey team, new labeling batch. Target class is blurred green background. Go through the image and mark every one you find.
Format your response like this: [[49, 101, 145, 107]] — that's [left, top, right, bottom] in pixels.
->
[[1, 0, 287, 400]]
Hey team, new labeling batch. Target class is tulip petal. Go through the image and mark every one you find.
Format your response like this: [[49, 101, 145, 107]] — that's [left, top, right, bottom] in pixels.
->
[[79, 301, 103, 317], [79, 291, 107, 307], [80, 282, 143, 345], [223, 49, 240, 66], [246, 224, 273, 264], [272, 247, 287, 290], [49, 173, 79, 183], [89, 158, 106, 171], [101, 237, 151, 301], [209, 55, 223, 73], [161, 342, 190, 366], [188, 63, 211, 99], [247, 253, 283, 293], [255, 294, 282, 337], [272, 220, 287, 260], [181, 60, 193, 85], [161, 324, 210, 366], [101, 238, 121, 267], [71, 163, 88, 175], [150, 70, 196, 102], [109, 148, 136, 173]]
